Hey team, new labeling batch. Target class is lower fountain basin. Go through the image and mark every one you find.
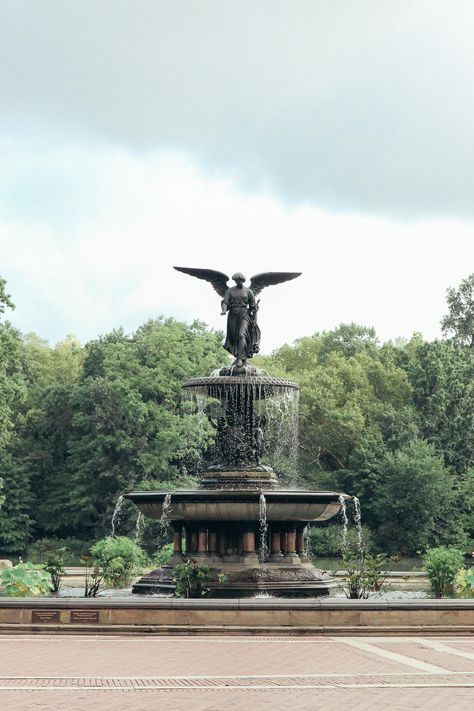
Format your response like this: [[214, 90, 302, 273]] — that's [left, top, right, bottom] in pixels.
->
[[125, 490, 345, 523]]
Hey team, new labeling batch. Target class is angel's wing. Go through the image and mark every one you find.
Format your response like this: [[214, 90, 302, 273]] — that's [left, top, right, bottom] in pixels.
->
[[249, 272, 302, 296], [173, 267, 229, 298]]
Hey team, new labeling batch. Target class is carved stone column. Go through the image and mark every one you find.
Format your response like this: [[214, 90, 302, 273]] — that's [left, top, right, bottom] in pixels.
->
[[242, 529, 258, 565], [184, 527, 191, 555], [208, 530, 217, 556], [173, 527, 182, 555], [296, 527, 310, 563], [218, 529, 226, 557], [270, 530, 282, 562], [198, 528, 207, 556], [285, 526, 301, 565], [190, 529, 198, 555], [287, 528, 297, 555]]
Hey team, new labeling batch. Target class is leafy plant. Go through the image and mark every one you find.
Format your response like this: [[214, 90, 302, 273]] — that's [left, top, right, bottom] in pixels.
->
[[423, 546, 465, 597], [90, 536, 146, 588], [454, 566, 474, 598], [80, 556, 103, 598], [173, 558, 212, 598], [155, 542, 173, 567], [341, 549, 389, 599], [44, 546, 68, 593], [0, 560, 53, 597]]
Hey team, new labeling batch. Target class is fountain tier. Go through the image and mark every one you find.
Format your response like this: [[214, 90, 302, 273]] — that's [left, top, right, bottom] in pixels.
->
[[127, 368, 348, 597]]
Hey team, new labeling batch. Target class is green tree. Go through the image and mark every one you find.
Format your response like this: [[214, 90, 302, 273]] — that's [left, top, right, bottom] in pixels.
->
[[66, 318, 225, 539], [0, 278, 28, 542], [261, 327, 413, 495], [0, 276, 14, 315], [396, 338, 474, 473], [373, 440, 463, 555], [441, 273, 474, 346]]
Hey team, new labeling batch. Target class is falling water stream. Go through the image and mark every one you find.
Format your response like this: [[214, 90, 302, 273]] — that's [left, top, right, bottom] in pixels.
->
[[160, 493, 172, 529], [110, 494, 124, 537], [353, 496, 363, 556], [338, 494, 349, 552], [258, 493, 268, 563], [134, 512, 145, 544]]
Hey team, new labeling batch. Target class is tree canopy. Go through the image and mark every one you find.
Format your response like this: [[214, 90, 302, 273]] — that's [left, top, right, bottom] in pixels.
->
[[0, 275, 473, 556]]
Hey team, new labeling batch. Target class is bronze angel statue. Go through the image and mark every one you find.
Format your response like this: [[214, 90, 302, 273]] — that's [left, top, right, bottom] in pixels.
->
[[174, 267, 301, 368]]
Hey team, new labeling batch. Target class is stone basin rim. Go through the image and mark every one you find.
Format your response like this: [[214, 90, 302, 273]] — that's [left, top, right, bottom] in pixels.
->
[[125, 490, 349, 503], [182, 375, 300, 389]]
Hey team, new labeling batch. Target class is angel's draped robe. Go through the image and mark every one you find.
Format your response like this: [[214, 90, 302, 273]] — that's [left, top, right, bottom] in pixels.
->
[[222, 286, 261, 361]]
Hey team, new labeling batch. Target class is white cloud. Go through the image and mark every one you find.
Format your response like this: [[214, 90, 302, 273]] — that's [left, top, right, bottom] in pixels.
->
[[1, 1, 474, 216], [1, 147, 473, 349]]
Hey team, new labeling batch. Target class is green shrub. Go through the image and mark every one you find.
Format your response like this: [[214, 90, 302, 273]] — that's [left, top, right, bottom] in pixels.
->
[[173, 558, 212, 598], [454, 566, 474, 598], [423, 546, 465, 597], [0, 561, 53, 597], [155, 542, 173, 567], [44, 547, 67, 593], [80, 556, 103, 598], [340, 548, 389, 599], [90, 536, 147, 588]]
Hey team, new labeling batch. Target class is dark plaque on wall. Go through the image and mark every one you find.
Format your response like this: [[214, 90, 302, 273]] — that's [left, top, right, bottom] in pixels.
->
[[32, 609, 60, 623], [70, 609, 100, 624]]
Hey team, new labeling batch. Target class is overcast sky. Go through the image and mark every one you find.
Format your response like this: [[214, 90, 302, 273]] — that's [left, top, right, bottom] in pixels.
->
[[1, 1, 474, 352]]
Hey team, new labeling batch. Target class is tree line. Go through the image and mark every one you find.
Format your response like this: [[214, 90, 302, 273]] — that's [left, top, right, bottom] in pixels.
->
[[0, 275, 473, 557]]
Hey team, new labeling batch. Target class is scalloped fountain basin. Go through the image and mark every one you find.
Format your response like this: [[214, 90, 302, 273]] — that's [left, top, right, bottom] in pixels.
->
[[125, 490, 343, 523]]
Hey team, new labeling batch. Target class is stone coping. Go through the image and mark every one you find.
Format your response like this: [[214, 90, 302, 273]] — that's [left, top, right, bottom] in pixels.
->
[[1, 596, 473, 610]]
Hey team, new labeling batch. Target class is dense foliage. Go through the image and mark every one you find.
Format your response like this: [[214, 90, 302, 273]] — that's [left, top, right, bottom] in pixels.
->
[[423, 546, 465, 598], [1, 274, 474, 558], [0, 561, 53, 597], [90, 536, 147, 588]]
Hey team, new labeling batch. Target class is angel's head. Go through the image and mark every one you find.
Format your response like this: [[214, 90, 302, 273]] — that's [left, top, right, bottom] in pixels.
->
[[232, 272, 246, 286]]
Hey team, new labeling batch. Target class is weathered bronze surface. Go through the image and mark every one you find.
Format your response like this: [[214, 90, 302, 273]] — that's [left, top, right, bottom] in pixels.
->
[[174, 267, 301, 368], [126, 267, 346, 597]]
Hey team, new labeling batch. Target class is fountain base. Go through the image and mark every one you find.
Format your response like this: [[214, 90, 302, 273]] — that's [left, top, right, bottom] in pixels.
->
[[132, 562, 339, 598]]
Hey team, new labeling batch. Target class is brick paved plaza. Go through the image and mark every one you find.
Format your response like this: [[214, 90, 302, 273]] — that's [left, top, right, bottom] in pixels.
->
[[0, 634, 473, 710]]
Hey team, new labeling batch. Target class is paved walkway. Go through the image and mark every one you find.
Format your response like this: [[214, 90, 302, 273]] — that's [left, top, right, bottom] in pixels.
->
[[0, 634, 473, 709]]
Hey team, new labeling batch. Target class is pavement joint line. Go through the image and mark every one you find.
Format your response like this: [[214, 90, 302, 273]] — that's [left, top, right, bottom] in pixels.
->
[[2, 684, 474, 691], [420, 638, 474, 661], [1, 672, 474, 680], [0, 635, 340, 644], [335, 637, 451, 673], [0, 634, 474, 645]]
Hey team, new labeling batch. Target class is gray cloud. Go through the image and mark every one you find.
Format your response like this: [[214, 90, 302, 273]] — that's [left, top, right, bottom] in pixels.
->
[[1, 0, 474, 217]]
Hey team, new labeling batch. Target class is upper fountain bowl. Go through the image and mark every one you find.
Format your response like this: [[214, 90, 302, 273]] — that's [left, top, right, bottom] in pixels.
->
[[124, 490, 347, 523]]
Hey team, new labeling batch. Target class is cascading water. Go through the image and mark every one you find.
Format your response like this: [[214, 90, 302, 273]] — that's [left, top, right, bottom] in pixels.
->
[[338, 494, 349, 552], [353, 496, 363, 556], [134, 512, 145, 544], [260, 387, 300, 485], [160, 493, 172, 530], [258, 493, 268, 563], [303, 524, 310, 557], [156, 493, 172, 548], [110, 494, 124, 537]]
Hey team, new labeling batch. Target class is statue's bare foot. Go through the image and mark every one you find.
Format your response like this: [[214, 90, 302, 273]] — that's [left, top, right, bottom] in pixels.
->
[[235, 358, 243, 367]]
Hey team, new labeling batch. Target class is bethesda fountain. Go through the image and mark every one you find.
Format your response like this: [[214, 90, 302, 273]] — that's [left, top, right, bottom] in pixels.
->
[[126, 267, 348, 597]]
